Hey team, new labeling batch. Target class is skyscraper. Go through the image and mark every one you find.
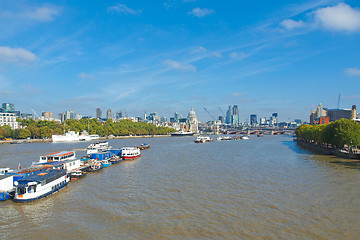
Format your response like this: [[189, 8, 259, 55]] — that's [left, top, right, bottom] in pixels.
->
[[226, 105, 240, 125], [96, 108, 102, 119], [250, 114, 257, 126], [107, 109, 112, 120]]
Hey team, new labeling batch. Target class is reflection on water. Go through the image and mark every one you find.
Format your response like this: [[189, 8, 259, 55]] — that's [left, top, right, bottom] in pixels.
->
[[1, 135, 360, 239]]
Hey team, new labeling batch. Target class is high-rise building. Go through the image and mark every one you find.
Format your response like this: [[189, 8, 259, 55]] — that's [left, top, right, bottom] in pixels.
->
[[250, 114, 257, 126], [116, 110, 123, 120], [96, 108, 102, 119], [107, 109, 112, 120], [2, 103, 15, 112], [226, 105, 240, 125], [174, 112, 180, 120]]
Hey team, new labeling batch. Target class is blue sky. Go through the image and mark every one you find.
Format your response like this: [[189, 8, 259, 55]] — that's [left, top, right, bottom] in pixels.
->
[[1, 0, 360, 122]]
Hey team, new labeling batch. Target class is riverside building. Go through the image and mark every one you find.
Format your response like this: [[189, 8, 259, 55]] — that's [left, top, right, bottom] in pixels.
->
[[0, 112, 18, 129]]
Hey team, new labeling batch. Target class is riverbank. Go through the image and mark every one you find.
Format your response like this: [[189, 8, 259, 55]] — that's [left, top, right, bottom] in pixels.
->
[[295, 138, 360, 160], [0, 134, 172, 145]]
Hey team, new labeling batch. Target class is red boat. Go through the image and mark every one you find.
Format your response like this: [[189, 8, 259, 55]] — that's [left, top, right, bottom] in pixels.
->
[[121, 147, 141, 160]]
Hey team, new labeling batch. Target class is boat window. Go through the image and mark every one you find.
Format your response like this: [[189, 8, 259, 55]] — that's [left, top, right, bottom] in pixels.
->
[[17, 187, 26, 195], [28, 185, 36, 193]]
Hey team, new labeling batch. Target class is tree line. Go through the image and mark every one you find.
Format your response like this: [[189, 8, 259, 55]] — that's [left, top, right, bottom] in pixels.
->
[[0, 118, 176, 140], [295, 118, 360, 149]]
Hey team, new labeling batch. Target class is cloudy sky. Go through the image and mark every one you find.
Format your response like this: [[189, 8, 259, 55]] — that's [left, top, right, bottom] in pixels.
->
[[1, 0, 360, 122]]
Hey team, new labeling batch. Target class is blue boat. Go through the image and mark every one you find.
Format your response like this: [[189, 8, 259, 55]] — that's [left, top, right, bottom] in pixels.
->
[[101, 159, 112, 167]]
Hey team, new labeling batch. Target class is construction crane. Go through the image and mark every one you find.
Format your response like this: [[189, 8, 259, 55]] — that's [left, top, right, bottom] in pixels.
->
[[203, 107, 216, 121], [31, 109, 40, 119], [337, 94, 341, 109], [219, 107, 225, 117]]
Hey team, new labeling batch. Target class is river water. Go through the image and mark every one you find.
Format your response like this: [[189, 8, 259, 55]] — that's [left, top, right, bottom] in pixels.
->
[[1, 135, 360, 239]]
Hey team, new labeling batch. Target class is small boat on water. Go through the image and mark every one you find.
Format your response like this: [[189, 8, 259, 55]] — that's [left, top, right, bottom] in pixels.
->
[[241, 135, 250, 140], [217, 136, 232, 141], [69, 169, 87, 179], [12, 168, 70, 202], [121, 147, 141, 160], [195, 136, 214, 143], [109, 155, 122, 164], [136, 143, 150, 150], [101, 159, 112, 167], [89, 161, 103, 172], [171, 130, 194, 137]]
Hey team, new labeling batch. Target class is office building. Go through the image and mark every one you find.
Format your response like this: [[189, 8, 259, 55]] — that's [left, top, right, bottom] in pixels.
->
[[226, 105, 240, 125], [250, 114, 257, 126], [96, 108, 102, 119], [107, 109, 112, 120]]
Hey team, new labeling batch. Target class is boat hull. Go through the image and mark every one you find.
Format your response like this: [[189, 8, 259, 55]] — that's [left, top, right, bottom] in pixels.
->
[[122, 155, 141, 160], [13, 181, 68, 203], [0, 191, 14, 201]]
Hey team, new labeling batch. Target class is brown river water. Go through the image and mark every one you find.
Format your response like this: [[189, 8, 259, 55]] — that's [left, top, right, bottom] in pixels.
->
[[1, 135, 360, 240]]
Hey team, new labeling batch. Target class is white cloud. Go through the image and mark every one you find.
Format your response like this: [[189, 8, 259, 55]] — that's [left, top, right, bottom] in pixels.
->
[[229, 52, 248, 60], [345, 68, 360, 76], [280, 19, 305, 30], [313, 3, 360, 32], [108, 4, 143, 15], [190, 46, 207, 54], [20, 6, 62, 22], [0, 46, 37, 64], [77, 72, 94, 79], [212, 51, 222, 58], [164, 60, 196, 72], [188, 8, 214, 17]]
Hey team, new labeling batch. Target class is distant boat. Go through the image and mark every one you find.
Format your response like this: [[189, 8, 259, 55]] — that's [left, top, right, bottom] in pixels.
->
[[171, 130, 194, 137], [195, 136, 214, 143], [79, 134, 99, 141], [136, 143, 150, 150], [52, 131, 80, 143]]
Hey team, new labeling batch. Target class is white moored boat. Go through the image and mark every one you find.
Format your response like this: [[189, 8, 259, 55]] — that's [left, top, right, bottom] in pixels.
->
[[86, 141, 111, 155], [195, 136, 213, 143], [13, 169, 70, 202], [171, 130, 194, 136], [121, 147, 141, 160], [52, 131, 80, 142], [39, 151, 76, 163], [79, 134, 100, 141]]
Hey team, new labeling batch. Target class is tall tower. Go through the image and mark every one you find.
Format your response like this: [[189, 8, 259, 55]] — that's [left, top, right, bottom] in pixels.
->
[[187, 107, 198, 133], [96, 108, 102, 119], [107, 109, 112, 120]]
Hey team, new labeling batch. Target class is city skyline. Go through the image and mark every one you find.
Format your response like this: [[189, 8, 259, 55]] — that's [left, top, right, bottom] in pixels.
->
[[1, 1, 360, 122]]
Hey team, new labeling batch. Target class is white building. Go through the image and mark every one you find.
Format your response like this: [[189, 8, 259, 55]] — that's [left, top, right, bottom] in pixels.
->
[[0, 112, 19, 129]]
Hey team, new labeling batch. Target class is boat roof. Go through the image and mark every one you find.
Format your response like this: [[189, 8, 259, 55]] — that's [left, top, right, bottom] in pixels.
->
[[0, 175, 13, 181], [16, 169, 66, 184], [35, 159, 80, 166], [41, 151, 74, 157]]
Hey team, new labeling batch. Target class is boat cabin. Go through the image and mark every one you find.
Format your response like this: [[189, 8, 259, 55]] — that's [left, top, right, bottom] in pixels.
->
[[39, 151, 76, 163]]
